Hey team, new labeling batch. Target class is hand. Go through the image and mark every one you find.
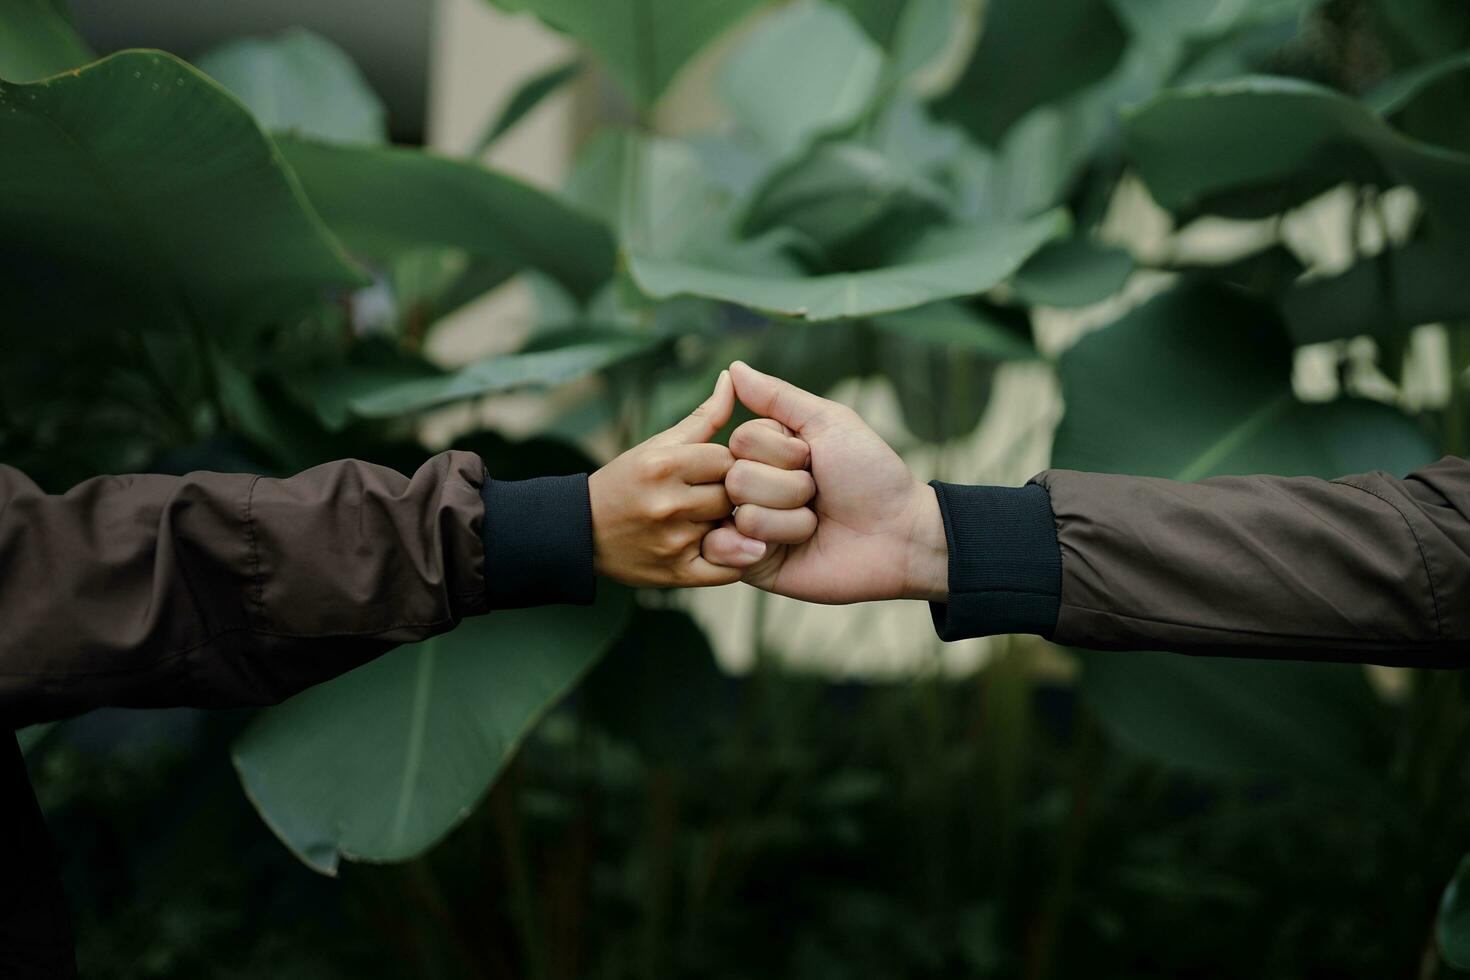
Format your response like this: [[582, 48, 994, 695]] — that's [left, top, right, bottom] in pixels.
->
[[588, 370, 767, 588], [702, 362, 949, 604]]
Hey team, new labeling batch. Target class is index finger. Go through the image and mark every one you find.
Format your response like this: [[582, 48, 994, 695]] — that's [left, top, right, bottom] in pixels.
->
[[676, 442, 735, 485], [729, 418, 810, 471], [650, 370, 734, 447]]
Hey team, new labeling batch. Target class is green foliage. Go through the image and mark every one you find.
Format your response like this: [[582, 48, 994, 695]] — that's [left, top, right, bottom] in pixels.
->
[[279, 137, 615, 299], [1442, 854, 1470, 970], [9, 1, 1470, 974], [234, 584, 632, 873], [485, 0, 764, 107], [1124, 76, 1470, 232], [0, 52, 366, 338], [472, 57, 582, 152], [0, 0, 91, 82], [339, 330, 664, 420], [719, 0, 883, 158], [628, 211, 1065, 321], [1051, 284, 1439, 481], [935, 0, 1128, 145], [196, 28, 387, 144]]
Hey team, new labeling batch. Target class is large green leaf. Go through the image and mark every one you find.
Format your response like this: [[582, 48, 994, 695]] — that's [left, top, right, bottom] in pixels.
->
[[1365, 0, 1470, 65], [1112, 0, 1318, 47], [1053, 283, 1436, 480], [1123, 76, 1470, 236], [234, 586, 632, 874], [1368, 50, 1470, 155], [836, 0, 957, 82], [1366, 50, 1470, 117], [279, 137, 616, 301], [486, 0, 763, 108], [580, 607, 734, 763], [1082, 651, 1383, 782], [344, 330, 664, 420], [0, 51, 367, 335], [870, 300, 1036, 443], [1439, 854, 1470, 971], [831, 0, 905, 47], [742, 142, 951, 253], [878, 334, 998, 443], [719, 0, 883, 159], [935, 0, 1127, 145], [1281, 237, 1470, 343], [565, 130, 744, 260], [1011, 237, 1134, 308], [1055, 284, 1437, 781], [195, 28, 387, 145], [16, 722, 56, 756], [0, 0, 92, 82], [628, 210, 1065, 322], [868, 301, 1037, 359]]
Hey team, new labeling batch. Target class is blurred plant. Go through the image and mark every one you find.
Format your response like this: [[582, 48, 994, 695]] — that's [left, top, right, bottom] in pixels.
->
[[5, 0, 1470, 974]]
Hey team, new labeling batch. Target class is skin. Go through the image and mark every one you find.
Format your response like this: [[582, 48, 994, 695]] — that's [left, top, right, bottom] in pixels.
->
[[701, 361, 950, 604], [588, 370, 780, 588]]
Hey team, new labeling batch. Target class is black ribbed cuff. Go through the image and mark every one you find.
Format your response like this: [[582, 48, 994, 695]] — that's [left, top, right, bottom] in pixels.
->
[[480, 473, 596, 609], [928, 481, 1061, 641]]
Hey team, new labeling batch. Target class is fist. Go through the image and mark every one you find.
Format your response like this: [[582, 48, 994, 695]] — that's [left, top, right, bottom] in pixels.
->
[[588, 370, 769, 588], [703, 362, 949, 604]]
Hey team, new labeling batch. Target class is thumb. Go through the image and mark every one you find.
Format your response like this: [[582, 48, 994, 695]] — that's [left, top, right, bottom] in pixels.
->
[[652, 369, 734, 446], [729, 361, 835, 434]]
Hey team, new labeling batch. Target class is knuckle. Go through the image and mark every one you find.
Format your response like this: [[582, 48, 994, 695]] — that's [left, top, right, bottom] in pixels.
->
[[734, 506, 762, 537], [654, 531, 685, 559], [725, 459, 753, 499], [638, 451, 676, 482], [642, 493, 679, 522], [728, 424, 756, 458], [711, 445, 735, 476]]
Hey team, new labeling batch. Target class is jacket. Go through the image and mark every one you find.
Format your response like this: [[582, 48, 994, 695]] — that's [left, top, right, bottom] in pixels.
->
[[931, 456, 1470, 665]]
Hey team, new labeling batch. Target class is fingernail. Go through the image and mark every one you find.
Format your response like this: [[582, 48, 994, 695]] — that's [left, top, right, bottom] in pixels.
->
[[740, 538, 766, 558]]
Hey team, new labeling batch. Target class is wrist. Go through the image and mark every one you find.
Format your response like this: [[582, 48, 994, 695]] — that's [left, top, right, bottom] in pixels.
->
[[902, 483, 949, 603], [586, 467, 612, 578]]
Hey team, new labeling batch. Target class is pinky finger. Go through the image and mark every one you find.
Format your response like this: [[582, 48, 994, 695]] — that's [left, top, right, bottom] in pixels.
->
[[685, 555, 748, 587], [700, 524, 766, 570]]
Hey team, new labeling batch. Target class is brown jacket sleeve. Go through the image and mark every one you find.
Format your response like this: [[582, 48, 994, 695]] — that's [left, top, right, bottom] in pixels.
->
[[0, 452, 490, 728], [931, 456, 1470, 666]]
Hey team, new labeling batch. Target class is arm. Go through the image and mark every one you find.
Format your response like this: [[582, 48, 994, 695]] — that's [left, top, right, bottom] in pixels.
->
[[1, 372, 766, 727], [708, 362, 1470, 666], [930, 459, 1470, 666], [0, 452, 491, 727]]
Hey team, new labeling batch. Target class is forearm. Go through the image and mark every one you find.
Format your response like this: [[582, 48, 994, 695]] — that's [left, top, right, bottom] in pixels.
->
[[929, 457, 1470, 665]]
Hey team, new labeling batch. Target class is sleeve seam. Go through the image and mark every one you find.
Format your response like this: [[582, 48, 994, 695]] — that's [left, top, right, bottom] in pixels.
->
[[1334, 477, 1443, 640]]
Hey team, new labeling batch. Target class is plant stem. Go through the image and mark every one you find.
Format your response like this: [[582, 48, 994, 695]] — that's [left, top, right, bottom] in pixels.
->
[[492, 773, 548, 980], [1028, 711, 1100, 980]]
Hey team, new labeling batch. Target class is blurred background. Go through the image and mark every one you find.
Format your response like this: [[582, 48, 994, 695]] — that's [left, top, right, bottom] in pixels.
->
[[5, 0, 1470, 976]]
